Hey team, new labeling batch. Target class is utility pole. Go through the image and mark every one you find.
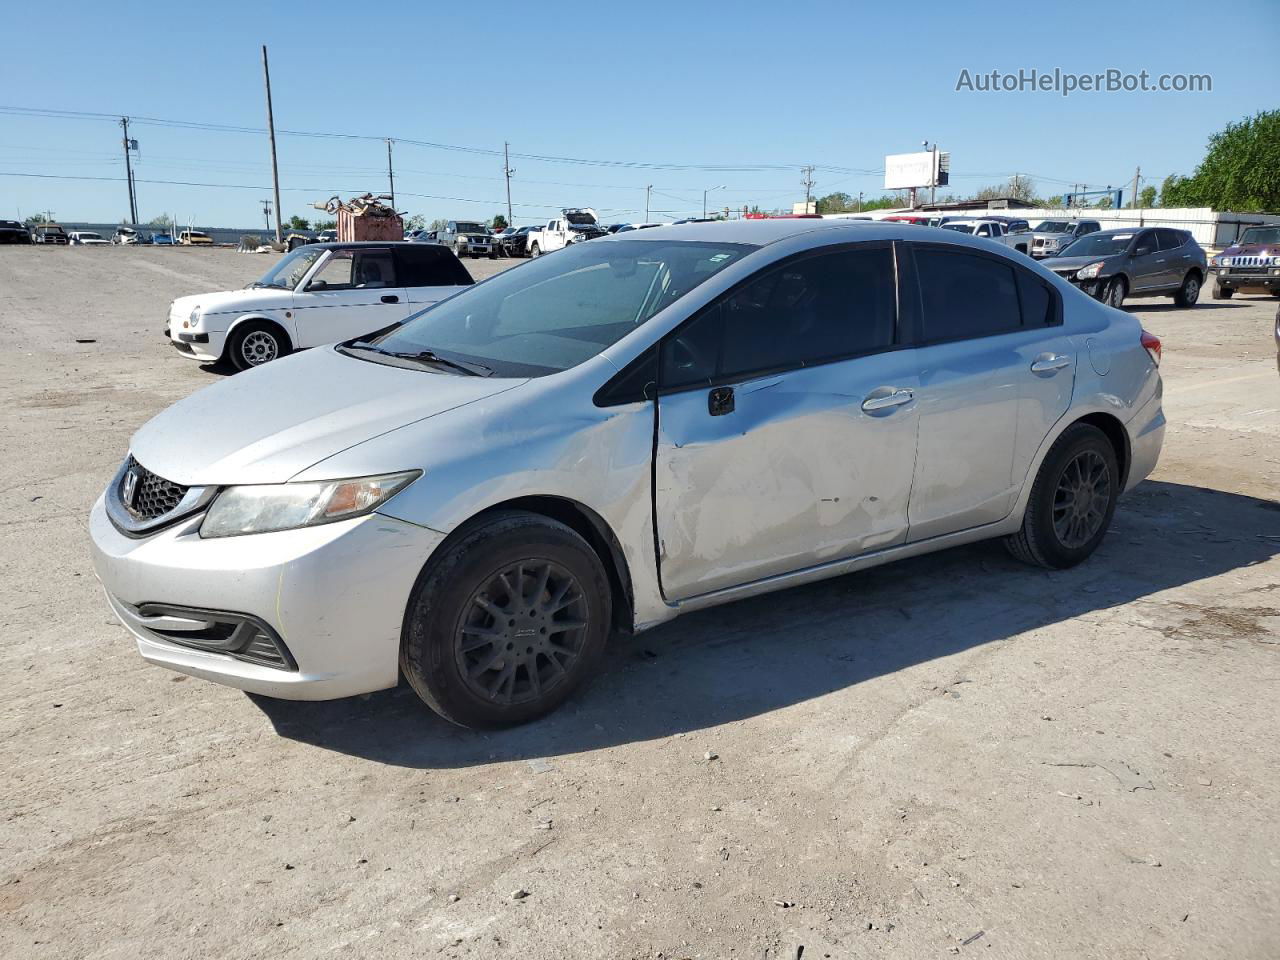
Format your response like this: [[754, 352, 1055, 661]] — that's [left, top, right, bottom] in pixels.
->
[[120, 117, 138, 225], [1131, 165, 1141, 213], [261, 199, 272, 231], [503, 142, 514, 226], [857, 191, 863, 213], [261, 45, 283, 245], [801, 165, 816, 212], [645, 184, 652, 222], [386, 139, 396, 211]]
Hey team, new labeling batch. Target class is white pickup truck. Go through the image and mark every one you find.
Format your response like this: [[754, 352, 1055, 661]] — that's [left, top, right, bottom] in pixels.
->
[[940, 217, 1031, 255], [524, 208, 608, 257]]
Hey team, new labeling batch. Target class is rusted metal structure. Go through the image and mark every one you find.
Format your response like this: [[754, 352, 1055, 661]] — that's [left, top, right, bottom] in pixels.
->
[[313, 194, 404, 242]]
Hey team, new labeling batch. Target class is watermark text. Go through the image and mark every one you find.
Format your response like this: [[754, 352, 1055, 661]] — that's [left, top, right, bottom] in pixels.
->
[[955, 67, 1212, 97]]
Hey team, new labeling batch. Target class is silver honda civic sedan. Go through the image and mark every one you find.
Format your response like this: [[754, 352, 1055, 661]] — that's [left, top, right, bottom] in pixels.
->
[[89, 220, 1165, 728]]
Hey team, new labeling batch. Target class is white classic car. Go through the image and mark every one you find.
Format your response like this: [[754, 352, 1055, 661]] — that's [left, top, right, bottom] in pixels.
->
[[165, 242, 474, 370]]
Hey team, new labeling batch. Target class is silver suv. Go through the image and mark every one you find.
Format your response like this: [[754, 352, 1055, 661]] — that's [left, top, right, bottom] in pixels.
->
[[440, 220, 495, 259], [90, 220, 1164, 728], [1029, 219, 1102, 259]]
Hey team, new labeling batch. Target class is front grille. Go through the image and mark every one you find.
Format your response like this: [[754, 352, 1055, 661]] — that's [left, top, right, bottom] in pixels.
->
[[1223, 256, 1271, 268], [1226, 266, 1268, 275], [123, 456, 189, 521]]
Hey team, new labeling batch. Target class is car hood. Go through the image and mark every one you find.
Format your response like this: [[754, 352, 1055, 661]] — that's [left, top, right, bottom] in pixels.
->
[[1043, 253, 1115, 271], [172, 288, 295, 317], [1219, 242, 1277, 259], [129, 346, 525, 486]]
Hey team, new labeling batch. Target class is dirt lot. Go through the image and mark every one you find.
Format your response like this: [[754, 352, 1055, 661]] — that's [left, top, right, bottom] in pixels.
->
[[1, 246, 1278, 960]]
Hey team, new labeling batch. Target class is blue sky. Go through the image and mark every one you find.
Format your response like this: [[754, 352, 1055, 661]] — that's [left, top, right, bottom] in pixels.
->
[[1, 0, 1276, 228]]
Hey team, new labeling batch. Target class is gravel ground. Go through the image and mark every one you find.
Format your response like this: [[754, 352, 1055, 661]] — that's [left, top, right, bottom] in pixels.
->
[[1, 246, 1278, 960]]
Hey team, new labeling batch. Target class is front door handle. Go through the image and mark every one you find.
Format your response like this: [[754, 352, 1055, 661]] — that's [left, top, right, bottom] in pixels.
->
[[1030, 353, 1072, 373], [861, 388, 914, 412], [381, 295, 400, 304], [708, 386, 735, 416]]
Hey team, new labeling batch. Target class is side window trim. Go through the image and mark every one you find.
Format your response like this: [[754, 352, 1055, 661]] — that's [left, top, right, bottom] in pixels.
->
[[652, 240, 904, 397]]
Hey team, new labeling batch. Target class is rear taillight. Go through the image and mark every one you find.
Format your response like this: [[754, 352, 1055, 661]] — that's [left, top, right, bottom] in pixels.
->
[[1141, 330, 1162, 366]]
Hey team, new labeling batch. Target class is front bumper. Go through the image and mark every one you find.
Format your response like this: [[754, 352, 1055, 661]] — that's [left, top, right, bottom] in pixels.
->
[[1215, 269, 1280, 290], [457, 242, 493, 256], [89, 493, 446, 699]]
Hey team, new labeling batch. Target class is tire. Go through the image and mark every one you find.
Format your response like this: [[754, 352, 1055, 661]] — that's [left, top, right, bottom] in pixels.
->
[[1005, 423, 1120, 569], [530, 243, 541, 258], [400, 510, 612, 729], [1104, 276, 1127, 309], [227, 321, 289, 371], [1174, 271, 1201, 307], [1213, 283, 1233, 300]]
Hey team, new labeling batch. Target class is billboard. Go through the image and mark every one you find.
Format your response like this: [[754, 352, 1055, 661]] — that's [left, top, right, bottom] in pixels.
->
[[884, 151, 949, 190]]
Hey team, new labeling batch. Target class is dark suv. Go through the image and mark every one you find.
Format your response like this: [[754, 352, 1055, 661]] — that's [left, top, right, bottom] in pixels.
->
[[0, 220, 31, 244], [1211, 226, 1280, 299], [1043, 227, 1206, 308]]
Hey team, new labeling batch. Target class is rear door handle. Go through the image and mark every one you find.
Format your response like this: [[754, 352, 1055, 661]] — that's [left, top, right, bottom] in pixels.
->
[[861, 388, 914, 412], [1030, 353, 1072, 373], [381, 295, 400, 304]]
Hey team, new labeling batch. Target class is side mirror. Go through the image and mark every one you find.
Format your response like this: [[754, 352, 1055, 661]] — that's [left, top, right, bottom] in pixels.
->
[[1134, 245, 1153, 257], [308, 279, 328, 290]]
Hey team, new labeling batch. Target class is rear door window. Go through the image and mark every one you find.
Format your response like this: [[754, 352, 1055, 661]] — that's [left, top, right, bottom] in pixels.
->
[[394, 245, 473, 287], [1155, 228, 1184, 251], [911, 247, 1022, 342]]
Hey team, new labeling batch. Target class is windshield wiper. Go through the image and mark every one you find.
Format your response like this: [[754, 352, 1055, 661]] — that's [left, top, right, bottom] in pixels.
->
[[341, 342, 492, 377], [246, 281, 287, 289], [384, 349, 493, 377]]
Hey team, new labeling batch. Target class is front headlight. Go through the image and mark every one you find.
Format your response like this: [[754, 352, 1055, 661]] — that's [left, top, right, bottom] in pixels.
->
[[200, 471, 420, 538], [1208, 255, 1219, 267], [1077, 261, 1105, 280]]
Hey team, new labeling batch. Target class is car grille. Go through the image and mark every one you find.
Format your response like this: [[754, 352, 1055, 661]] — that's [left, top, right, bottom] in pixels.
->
[[123, 456, 189, 521], [1223, 256, 1271, 268]]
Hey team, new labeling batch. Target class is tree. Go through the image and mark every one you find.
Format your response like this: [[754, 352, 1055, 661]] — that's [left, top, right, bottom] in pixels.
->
[[404, 214, 426, 231], [27, 212, 51, 223], [287, 215, 310, 230], [1160, 110, 1280, 212], [815, 192, 855, 214], [1139, 185, 1157, 208], [491, 214, 509, 231], [429, 218, 448, 231], [313, 219, 336, 231], [148, 214, 175, 228], [973, 176, 1037, 204]]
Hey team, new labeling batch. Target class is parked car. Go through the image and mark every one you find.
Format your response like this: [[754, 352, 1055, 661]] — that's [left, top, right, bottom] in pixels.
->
[[882, 215, 935, 226], [406, 230, 440, 244], [164, 241, 474, 370], [491, 227, 517, 256], [314, 230, 338, 244], [91, 220, 1164, 728], [0, 219, 31, 243], [499, 225, 538, 256], [940, 218, 1031, 254], [152, 233, 175, 246], [1044, 227, 1206, 308], [178, 230, 214, 246], [525, 208, 608, 257], [69, 231, 111, 246], [613, 222, 664, 233], [31, 224, 70, 245], [113, 226, 145, 245], [1027, 219, 1101, 259], [438, 220, 494, 259], [1209, 225, 1280, 299]]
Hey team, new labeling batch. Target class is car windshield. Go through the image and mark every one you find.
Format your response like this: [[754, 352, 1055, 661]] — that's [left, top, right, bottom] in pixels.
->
[[456, 222, 487, 233], [1239, 227, 1280, 246], [252, 246, 325, 290], [1035, 221, 1072, 233], [942, 223, 975, 234], [1059, 232, 1134, 257], [361, 238, 754, 377]]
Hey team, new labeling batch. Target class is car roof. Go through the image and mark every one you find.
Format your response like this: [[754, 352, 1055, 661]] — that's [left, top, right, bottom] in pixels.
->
[[600, 217, 896, 246]]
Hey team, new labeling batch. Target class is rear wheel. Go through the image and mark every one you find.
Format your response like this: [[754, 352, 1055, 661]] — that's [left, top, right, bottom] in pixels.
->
[[1213, 283, 1234, 300], [1005, 423, 1120, 569], [1174, 272, 1201, 307], [1104, 276, 1127, 309], [400, 510, 611, 728], [227, 321, 289, 371]]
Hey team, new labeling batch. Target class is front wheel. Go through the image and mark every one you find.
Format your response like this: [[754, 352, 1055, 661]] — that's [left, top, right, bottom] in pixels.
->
[[1174, 272, 1201, 307], [1103, 276, 1127, 309], [529, 243, 541, 258], [227, 321, 289, 371], [400, 510, 612, 728], [1213, 283, 1234, 300], [1005, 423, 1120, 569]]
